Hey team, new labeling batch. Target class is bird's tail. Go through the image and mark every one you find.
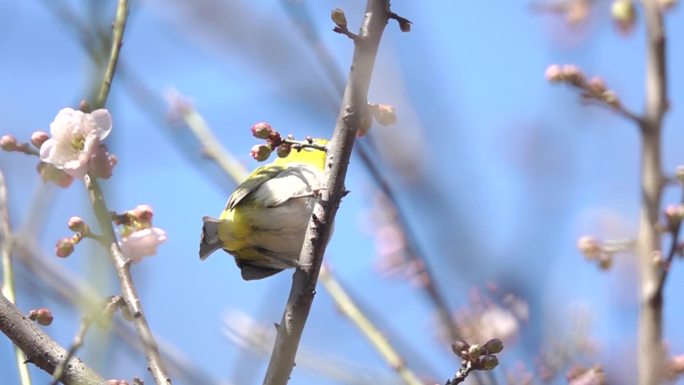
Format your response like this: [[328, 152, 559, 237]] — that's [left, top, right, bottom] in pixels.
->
[[199, 216, 223, 260]]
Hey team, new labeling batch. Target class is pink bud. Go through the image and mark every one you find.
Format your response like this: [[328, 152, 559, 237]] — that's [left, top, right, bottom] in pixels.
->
[[30, 131, 49, 149], [276, 144, 292, 158], [371, 104, 397, 126], [55, 238, 75, 258], [0, 135, 18, 151], [250, 144, 272, 161], [67, 216, 87, 233], [29, 307, 54, 326], [577, 236, 601, 259], [251, 122, 275, 139], [544, 64, 563, 82], [88, 144, 117, 179], [131, 204, 154, 224]]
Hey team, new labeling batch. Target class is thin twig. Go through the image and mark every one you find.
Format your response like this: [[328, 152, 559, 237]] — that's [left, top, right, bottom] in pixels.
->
[[84, 175, 171, 385], [262, 2, 391, 384], [0, 171, 32, 385], [180, 109, 248, 182], [51, 296, 126, 385], [319, 266, 423, 385], [81, 0, 171, 383], [656, 188, 684, 293], [0, 294, 105, 385], [12, 236, 222, 385], [444, 361, 473, 385], [637, 1, 668, 384], [94, 0, 128, 109]]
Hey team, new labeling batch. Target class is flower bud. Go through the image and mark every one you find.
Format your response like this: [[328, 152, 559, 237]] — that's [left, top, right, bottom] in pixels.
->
[[55, 238, 75, 258], [598, 254, 613, 270], [467, 344, 482, 361], [79, 100, 92, 113], [676, 166, 684, 183], [276, 144, 292, 158], [482, 338, 504, 354], [577, 236, 601, 259], [331, 8, 348, 29], [250, 144, 272, 161], [68, 216, 88, 233], [398, 19, 411, 32], [131, 204, 154, 225], [0, 135, 18, 151], [476, 355, 499, 371], [251, 122, 275, 139], [371, 104, 397, 126], [587, 77, 606, 94], [89, 144, 117, 179], [545, 64, 563, 82], [30, 131, 50, 149], [37, 162, 75, 188], [562, 64, 585, 87], [451, 340, 470, 359], [29, 307, 54, 326], [612, 0, 636, 33]]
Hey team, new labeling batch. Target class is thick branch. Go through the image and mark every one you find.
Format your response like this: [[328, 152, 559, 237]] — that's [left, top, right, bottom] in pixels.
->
[[261, 2, 391, 384], [637, 1, 668, 384], [0, 294, 106, 385]]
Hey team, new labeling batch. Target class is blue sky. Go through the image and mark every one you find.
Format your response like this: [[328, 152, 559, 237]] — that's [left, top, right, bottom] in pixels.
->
[[2, 1, 684, 384]]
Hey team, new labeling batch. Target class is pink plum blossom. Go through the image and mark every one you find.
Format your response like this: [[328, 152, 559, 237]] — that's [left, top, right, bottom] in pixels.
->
[[40, 108, 112, 178], [120, 228, 167, 263]]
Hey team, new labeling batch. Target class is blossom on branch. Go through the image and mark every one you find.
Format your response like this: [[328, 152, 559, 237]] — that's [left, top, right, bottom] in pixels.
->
[[40, 108, 112, 178], [120, 227, 167, 263]]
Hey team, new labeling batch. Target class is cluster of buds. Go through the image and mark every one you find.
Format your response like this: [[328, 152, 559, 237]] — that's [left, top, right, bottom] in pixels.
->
[[451, 338, 503, 370], [566, 365, 606, 385], [611, 0, 636, 34], [1, 133, 42, 155], [546, 65, 621, 109], [576, 236, 620, 270], [249, 122, 326, 162], [55, 216, 90, 258], [114, 204, 167, 263], [28, 307, 54, 326]]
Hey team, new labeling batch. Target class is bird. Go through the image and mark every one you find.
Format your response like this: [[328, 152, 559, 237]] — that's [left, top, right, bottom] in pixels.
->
[[199, 139, 327, 280]]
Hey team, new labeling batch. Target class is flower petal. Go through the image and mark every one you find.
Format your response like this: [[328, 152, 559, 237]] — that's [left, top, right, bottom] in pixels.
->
[[90, 109, 112, 140]]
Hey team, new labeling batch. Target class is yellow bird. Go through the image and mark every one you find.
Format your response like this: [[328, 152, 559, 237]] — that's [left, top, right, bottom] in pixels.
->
[[199, 140, 327, 280]]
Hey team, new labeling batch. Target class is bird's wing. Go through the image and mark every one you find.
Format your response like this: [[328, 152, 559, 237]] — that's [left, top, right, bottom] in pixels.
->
[[227, 164, 321, 209], [226, 165, 285, 210]]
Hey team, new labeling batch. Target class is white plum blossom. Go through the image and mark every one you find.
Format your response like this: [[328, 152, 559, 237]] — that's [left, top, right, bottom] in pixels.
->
[[120, 228, 167, 263], [40, 108, 112, 178]]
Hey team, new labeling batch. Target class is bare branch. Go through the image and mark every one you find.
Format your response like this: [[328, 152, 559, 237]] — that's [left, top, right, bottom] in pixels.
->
[[262, 1, 392, 384], [637, 1, 668, 384], [84, 175, 171, 385], [0, 171, 33, 385], [0, 294, 105, 385]]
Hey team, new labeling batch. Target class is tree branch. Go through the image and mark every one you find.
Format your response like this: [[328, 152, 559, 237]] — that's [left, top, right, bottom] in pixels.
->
[[261, 2, 391, 384], [0, 294, 105, 385], [0, 171, 33, 385], [637, 1, 668, 384], [84, 175, 171, 385]]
